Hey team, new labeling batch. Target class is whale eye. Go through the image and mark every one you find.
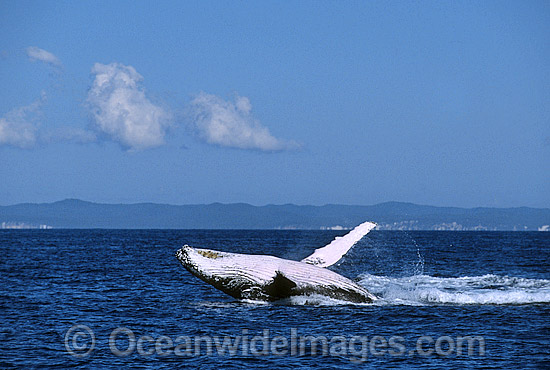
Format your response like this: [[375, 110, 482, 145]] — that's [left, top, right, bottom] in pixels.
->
[[197, 250, 222, 259]]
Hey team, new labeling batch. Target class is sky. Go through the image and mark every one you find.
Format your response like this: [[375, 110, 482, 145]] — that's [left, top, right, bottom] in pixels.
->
[[0, 0, 549, 208]]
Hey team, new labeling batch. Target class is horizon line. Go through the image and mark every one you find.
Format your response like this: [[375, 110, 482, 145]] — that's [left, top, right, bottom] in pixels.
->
[[1, 198, 548, 211]]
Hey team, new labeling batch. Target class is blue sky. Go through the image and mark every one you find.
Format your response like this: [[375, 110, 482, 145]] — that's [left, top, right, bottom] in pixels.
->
[[0, 0, 548, 207]]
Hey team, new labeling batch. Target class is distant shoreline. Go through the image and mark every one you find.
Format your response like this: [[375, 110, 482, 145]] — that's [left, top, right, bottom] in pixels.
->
[[1, 199, 548, 231]]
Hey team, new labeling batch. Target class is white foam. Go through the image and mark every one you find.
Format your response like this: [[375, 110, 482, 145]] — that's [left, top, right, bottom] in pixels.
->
[[358, 274, 550, 305], [286, 294, 372, 306]]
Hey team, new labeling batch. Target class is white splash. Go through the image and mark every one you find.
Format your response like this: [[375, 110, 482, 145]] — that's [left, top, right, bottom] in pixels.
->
[[358, 274, 550, 306]]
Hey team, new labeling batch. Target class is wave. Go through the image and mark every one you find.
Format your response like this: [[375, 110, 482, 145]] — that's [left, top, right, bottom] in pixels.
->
[[358, 273, 550, 305]]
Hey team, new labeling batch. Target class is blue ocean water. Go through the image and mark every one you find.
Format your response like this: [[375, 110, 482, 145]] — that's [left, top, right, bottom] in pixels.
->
[[0, 230, 549, 368]]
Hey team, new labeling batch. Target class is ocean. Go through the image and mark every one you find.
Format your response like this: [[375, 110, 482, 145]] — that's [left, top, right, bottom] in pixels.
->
[[1, 230, 549, 368]]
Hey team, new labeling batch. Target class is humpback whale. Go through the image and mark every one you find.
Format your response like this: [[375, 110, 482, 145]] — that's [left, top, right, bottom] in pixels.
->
[[175, 221, 377, 303]]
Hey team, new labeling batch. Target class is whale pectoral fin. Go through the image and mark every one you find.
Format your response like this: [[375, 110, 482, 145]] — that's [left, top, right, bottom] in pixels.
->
[[264, 271, 297, 299], [301, 221, 376, 268]]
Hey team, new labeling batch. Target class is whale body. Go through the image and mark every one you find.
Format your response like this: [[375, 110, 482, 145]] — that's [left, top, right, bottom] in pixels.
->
[[175, 221, 377, 303]]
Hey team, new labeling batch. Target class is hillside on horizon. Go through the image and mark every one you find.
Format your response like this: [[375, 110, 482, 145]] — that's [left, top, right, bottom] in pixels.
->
[[1, 199, 549, 231]]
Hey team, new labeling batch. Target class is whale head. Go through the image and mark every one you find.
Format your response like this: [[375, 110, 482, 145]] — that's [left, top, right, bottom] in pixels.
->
[[176, 245, 228, 277], [175, 245, 268, 299]]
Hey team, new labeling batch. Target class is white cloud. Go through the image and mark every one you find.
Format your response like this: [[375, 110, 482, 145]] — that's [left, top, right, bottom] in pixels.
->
[[189, 92, 298, 151], [85, 62, 172, 150], [25, 46, 62, 67], [0, 94, 45, 148]]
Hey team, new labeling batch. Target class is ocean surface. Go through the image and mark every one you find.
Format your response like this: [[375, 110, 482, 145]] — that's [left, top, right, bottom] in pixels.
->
[[0, 230, 549, 368]]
